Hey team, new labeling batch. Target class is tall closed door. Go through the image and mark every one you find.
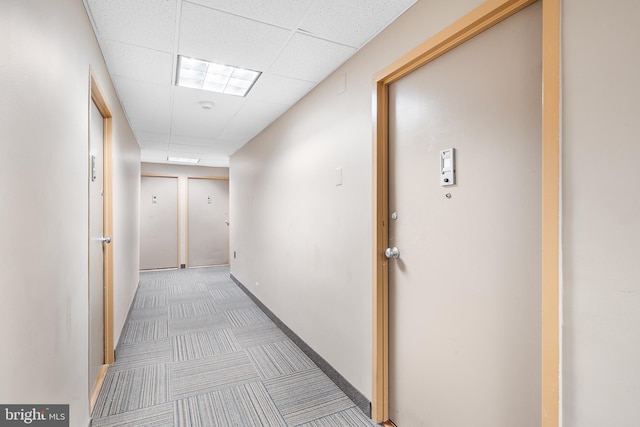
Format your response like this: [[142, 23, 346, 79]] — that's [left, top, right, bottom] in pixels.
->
[[388, 3, 542, 426], [188, 178, 229, 267], [89, 100, 105, 394], [140, 176, 179, 270]]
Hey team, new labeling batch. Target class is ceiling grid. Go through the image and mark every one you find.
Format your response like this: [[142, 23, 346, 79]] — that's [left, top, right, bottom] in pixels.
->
[[84, 0, 417, 166]]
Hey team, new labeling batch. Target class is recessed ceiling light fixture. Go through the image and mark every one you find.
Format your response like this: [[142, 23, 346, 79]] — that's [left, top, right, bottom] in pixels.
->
[[167, 156, 200, 164], [176, 55, 261, 97]]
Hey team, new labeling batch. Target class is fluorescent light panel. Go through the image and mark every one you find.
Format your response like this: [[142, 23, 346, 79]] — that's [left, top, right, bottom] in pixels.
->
[[176, 56, 261, 97], [167, 156, 200, 164]]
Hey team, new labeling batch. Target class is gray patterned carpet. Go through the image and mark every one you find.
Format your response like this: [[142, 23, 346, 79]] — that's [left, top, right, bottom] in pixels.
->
[[91, 266, 377, 427]]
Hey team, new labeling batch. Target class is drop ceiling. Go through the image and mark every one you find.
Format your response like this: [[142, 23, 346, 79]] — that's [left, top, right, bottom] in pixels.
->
[[84, 0, 417, 167]]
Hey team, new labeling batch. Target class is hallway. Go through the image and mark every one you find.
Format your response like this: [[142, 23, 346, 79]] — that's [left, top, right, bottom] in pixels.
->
[[91, 266, 375, 426], [4, 2, 640, 426]]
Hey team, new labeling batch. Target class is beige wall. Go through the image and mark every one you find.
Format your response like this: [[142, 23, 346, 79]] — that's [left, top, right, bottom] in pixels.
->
[[0, 1, 140, 426], [141, 162, 229, 267], [230, 0, 484, 399], [562, 0, 640, 425]]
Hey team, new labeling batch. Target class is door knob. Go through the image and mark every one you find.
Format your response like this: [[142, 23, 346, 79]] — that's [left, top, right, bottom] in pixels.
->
[[100, 236, 112, 244], [385, 247, 399, 259]]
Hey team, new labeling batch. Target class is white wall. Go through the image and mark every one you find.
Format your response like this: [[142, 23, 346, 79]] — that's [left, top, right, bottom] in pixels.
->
[[0, 1, 140, 426], [562, 0, 640, 425], [113, 126, 142, 347], [141, 162, 229, 267], [230, 0, 484, 399]]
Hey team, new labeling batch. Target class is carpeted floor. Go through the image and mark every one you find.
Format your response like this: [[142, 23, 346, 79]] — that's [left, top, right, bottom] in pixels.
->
[[91, 266, 377, 427]]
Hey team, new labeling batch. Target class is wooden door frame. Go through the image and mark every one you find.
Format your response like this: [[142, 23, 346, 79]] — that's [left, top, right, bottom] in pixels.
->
[[371, 0, 560, 425], [88, 71, 114, 411], [185, 176, 230, 268], [140, 174, 181, 269]]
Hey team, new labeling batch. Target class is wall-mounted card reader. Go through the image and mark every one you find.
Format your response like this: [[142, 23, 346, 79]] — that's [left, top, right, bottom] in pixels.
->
[[440, 148, 455, 186], [91, 155, 97, 182]]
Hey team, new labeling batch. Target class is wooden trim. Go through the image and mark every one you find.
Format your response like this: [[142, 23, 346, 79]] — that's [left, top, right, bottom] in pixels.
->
[[141, 174, 181, 268], [541, 0, 561, 425], [89, 364, 108, 413], [371, 0, 560, 425], [372, 79, 389, 423], [178, 177, 182, 269], [186, 178, 190, 268], [90, 71, 114, 367], [141, 173, 180, 178], [373, 0, 537, 86], [103, 115, 114, 365], [90, 74, 112, 118], [186, 176, 229, 181]]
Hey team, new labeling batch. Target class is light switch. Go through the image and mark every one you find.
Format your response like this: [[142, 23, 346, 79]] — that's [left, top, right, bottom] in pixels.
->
[[207, 195, 212, 204], [336, 167, 343, 186], [152, 195, 157, 203], [440, 148, 455, 186]]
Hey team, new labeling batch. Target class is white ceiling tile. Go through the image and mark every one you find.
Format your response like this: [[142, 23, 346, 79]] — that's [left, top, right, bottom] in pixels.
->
[[198, 156, 230, 167], [179, 2, 292, 70], [186, 0, 315, 29], [100, 40, 173, 85], [223, 140, 254, 156], [298, 0, 417, 47], [129, 114, 171, 134], [268, 33, 356, 83], [170, 135, 215, 146], [86, 0, 177, 52], [140, 149, 170, 163], [235, 100, 290, 124], [205, 140, 242, 154], [112, 77, 173, 133], [171, 85, 248, 113], [217, 100, 289, 142], [138, 141, 169, 150], [170, 86, 247, 139], [249, 73, 316, 105], [218, 122, 265, 142], [218, 119, 262, 138], [206, 137, 247, 154], [165, 150, 204, 160], [204, 138, 251, 157], [168, 143, 209, 154], [135, 131, 170, 144]]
